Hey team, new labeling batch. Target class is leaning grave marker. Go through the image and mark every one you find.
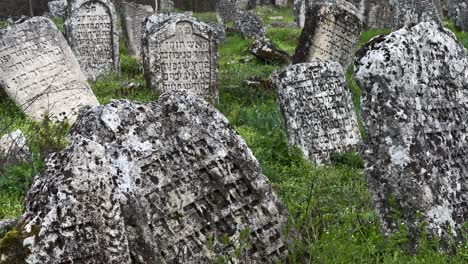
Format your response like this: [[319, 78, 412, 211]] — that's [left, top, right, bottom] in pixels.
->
[[0, 17, 98, 123], [121, 1, 154, 57], [292, 1, 363, 69], [65, 0, 120, 80], [272, 61, 361, 164], [142, 14, 219, 101]]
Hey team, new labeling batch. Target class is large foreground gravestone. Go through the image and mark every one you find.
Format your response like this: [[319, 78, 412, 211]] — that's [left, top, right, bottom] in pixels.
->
[[392, 0, 440, 28], [448, 0, 468, 31], [0, 17, 98, 122], [121, 1, 154, 57], [142, 14, 219, 101], [292, 1, 363, 68], [272, 61, 360, 164], [65, 0, 120, 80], [355, 21, 468, 245], [1, 91, 288, 263]]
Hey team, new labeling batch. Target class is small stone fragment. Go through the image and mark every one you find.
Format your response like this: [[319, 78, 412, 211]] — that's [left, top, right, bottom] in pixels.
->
[[250, 39, 291, 65]]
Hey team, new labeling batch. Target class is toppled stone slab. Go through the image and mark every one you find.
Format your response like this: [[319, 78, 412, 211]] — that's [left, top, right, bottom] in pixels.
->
[[448, 0, 468, 31], [65, 0, 120, 80], [8, 91, 288, 263], [234, 10, 266, 40], [0, 17, 99, 122], [142, 14, 219, 101], [47, 0, 68, 18], [392, 0, 441, 28], [292, 1, 363, 68], [0, 130, 31, 168], [354, 21, 468, 246], [250, 39, 291, 65], [121, 1, 154, 57], [272, 61, 361, 164]]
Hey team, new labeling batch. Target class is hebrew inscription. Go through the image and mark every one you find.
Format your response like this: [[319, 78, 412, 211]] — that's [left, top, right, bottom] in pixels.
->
[[0, 17, 98, 122]]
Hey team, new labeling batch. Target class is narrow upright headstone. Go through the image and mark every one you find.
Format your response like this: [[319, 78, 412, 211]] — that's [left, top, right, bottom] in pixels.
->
[[65, 0, 120, 80], [365, 0, 396, 29], [392, 0, 440, 28], [292, 1, 363, 68], [272, 61, 361, 164], [355, 21, 468, 245], [142, 14, 219, 101], [0, 17, 99, 122], [448, 0, 468, 31], [216, 0, 238, 24], [3, 91, 289, 263], [121, 1, 154, 57], [294, 0, 307, 28]]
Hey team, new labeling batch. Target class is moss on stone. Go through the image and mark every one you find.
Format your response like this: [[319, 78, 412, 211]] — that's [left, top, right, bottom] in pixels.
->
[[0, 225, 40, 264]]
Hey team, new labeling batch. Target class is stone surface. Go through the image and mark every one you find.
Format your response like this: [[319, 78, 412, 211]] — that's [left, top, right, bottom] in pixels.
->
[[292, 1, 363, 68], [294, 0, 307, 28], [142, 14, 219, 101], [121, 1, 154, 57], [392, 0, 441, 28], [207, 22, 227, 44], [234, 10, 266, 40], [0, 218, 17, 237], [0, 17, 99, 122], [216, 0, 238, 24], [250, 39, 291, 65], [272, 61, 360, 164], [354, 21, 468, 245], [159, 0, 175, 11], [47, 0, 68, 18], [0, 130, 31, 168], [65, 0, 120, 80], [295, 0, 366, 28], [9, 91, 288, 263], [448, 0, 468, 31], [365, 0, 396, 29]]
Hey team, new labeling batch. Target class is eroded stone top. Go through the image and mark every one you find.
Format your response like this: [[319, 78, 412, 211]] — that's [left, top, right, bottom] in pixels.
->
[[355, 21, 468, 245], [15, 91, 288, 263]]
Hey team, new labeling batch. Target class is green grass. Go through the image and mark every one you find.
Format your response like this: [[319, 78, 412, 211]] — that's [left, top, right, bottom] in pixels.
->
[[0, 8, 467, 263], [192, 12, 218, 23], [444, 21, 468, 49], [255, 6, 295, 25]]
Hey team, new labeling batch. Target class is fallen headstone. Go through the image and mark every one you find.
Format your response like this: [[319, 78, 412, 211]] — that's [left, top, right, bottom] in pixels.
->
[[142, 14, 219, 101], [0, 17, 98, 122], [121, 1, 154, 57], [355, 21, 468, 246], [65, 0, 120, 80], [250, 39, 291, 65], [3, 91, 289, 263], [272, 61, 361, 164], [292, 1, 363, 68]]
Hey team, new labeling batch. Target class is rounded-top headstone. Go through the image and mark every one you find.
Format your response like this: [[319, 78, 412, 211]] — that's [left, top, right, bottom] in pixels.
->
[[65, 0, 120, 80], [142, 14, 219, 101], [4, 91, 289, 263], [355, 21, 468, 246]]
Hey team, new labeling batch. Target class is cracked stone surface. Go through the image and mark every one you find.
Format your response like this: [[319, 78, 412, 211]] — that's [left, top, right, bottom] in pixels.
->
[[272, 61, 361, 164], [355, 21, 468, 246], [10, 91, 288, 263]]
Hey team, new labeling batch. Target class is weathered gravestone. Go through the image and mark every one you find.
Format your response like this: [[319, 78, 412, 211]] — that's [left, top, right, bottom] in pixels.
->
[[121, 1, 154, 57], [207, 22, 227, 44], [448, 0, 468, 31], [234, 10, 266, 40], [159, 0, 174, 11], [294, 0, 307, 28], [142, 14, 219, 101], [3, 91, 289, 263], [65, 0, 120, 80], [272, 61, 360, 164], [0, 17, 99, 122], [365, 0, 396, 29], [295, 0, 366, 28], [392, 0, 440, 28], [216, 0, 238, 24], [355, 21, 468, 245], [47, 0, 68, 18], [292, 1, 363, 68]]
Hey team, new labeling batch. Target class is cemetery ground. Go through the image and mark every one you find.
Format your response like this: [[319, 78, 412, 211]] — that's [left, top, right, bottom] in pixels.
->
[[1, 7, 468, 263]]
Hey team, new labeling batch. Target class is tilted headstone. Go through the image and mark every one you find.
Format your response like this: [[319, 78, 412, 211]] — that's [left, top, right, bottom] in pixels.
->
[[272, 61, 360, 164], [365, 0, 396, 29], [142, 14, 219, 101], [47, 0, 68, 18], [234, 10, 266, 40], [355, 21, 468, 245], [448, 0, 468, 31], [295, 0, 366, 28], [3, 91, 289, 263], [292, 1, 363, 68], [65, 0, 120, 80], [0, 17, 99, 122], [391, 0, 440, 28], [121, 1, 154, 57]]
